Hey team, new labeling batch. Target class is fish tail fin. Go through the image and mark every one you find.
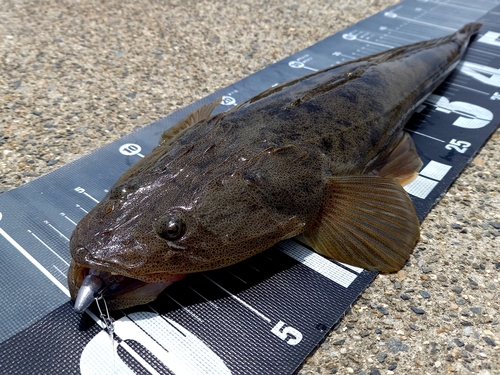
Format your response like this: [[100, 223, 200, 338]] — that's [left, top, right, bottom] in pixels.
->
[[457, 22, 482, 38], [446, 23, 482, 60], [455, 22, 482, 45]]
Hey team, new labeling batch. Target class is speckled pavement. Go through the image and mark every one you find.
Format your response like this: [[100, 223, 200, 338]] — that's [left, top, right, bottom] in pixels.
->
[[0, 0, 498, 374]]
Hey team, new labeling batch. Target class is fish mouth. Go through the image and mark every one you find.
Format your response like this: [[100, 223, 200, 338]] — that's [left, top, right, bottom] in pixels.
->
[[68, 260, 185, 312]]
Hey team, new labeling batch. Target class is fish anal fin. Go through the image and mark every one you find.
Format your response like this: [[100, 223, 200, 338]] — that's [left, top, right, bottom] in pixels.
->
[[370, 132, 423, 186], [160, 97, 221, 146], [303, 176, 420, 273]]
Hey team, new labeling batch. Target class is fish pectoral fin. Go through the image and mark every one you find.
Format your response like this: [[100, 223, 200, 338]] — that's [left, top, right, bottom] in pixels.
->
[[303, 176, 420, 273], [369, 132, 423, 186], [160, 97, 221, 146]]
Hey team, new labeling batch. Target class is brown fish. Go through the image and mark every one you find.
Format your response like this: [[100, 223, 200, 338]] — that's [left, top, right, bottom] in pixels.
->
[[68, 23, 481, 311]]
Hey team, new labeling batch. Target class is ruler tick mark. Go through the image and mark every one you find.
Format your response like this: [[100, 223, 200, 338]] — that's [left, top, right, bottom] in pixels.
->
[[43, 221, 70, 242], [0, 227, 69, 297], [406, 129, 446, 143], [203, 274, 271, 323], [28, 229, 70, 265], [164, 293, 203, 322], [53, 264, 68, 278]]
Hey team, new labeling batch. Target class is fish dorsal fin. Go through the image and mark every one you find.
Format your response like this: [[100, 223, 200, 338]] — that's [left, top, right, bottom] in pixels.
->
[[160, 97, 221, 146], [303, 176, 420, 273], [369, 132, 423, 186]]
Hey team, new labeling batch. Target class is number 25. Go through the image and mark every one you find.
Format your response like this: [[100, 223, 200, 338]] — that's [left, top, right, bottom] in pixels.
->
[[445, 139, 471, 153]]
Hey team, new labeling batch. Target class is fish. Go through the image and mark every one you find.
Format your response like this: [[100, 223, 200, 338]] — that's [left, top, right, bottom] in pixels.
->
[[68, 22, 481, 312]]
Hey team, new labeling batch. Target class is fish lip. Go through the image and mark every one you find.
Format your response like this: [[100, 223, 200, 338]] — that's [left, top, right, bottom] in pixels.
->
[[68, 261, 185, 310], [69, 262, 145, 299]]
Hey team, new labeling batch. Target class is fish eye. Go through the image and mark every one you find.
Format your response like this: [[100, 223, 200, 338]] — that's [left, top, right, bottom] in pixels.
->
[[155, 216, 186, 241]]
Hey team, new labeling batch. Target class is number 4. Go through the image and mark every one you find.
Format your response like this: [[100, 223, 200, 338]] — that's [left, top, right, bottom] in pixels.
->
[[445, 139, 471, 154]]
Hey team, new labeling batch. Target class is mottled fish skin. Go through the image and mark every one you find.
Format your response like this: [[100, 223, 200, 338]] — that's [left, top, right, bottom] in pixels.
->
[[69, 23, 481, 309]]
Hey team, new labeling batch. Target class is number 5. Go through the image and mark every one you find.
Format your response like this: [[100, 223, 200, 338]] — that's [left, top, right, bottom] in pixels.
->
[[271, 321, 303, 346]]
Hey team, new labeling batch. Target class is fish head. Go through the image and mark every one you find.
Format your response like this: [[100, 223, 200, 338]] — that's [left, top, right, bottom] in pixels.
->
[[69, 162, 304, 310]]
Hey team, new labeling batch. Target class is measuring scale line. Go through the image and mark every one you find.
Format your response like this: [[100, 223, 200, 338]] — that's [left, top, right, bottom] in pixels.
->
[[246, 263, 261, 273], [357, 38, 396, 49], [164, 293, 203, 323], [76, 204, 89, 214], [448, 82, 491, 95], [120, 341, 162, 375], [74, 186, 101, 204], [186, 285, 220, 309], [1, 222, 111, 334], [27, 229, 70, 266], [383, 27, 427, 40], [380, 33, 419, 46], [419, 0, 495, 12], [0, 227, 70, 297], [406, 129, 446, 143], [61, 212, 78, 226], [52, 264, 67, 278], [44, 221, 70, 242], [468, 47, 500, 59], [342, 33, 394, 49], [287, 61, 318, 71], [84, 191, 100, 203], [2, 227, 145, 370], [384, 13, 456, 31], [226, 270, 248, 285], [202, 274, 272, 323], [467, 48, 500, 62], [449, 76, 471, 85], [331, 52, 353, 60]]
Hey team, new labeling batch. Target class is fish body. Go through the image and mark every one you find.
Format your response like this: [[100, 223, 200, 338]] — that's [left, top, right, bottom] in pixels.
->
[[69, 23, 481, 310]]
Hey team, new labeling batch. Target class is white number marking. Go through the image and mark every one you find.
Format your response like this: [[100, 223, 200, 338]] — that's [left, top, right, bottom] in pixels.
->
[[271, 321, 303, 346], [458, 61, 500, 87], [445, 139, 471, 153], [221, 96, 236, 106], [74, 187, 100, 203], [80, 313, 232, 375], [478, 31, 500, 47], [425, 94, 493, 129], [119, 143, 144, 157]]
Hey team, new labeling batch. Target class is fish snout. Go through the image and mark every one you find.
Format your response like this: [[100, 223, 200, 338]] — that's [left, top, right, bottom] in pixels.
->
[[70, 221, 150, 272]]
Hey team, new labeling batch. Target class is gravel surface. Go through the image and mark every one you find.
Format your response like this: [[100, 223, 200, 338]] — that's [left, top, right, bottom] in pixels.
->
[[1, 0, 499, 374]]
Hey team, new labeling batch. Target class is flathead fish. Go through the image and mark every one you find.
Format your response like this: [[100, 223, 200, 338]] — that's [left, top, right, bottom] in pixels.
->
[[69, 23, 481, 311]]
